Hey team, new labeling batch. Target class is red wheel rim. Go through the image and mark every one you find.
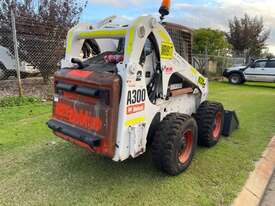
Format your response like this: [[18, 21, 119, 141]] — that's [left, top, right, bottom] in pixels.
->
[[212, 112, 222, 140], [178, 130, 193, 164]]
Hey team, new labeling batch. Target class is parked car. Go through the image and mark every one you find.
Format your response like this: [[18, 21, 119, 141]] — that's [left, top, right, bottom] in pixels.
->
[[0, 46, 40, 80], [223, 58, 275, 84]]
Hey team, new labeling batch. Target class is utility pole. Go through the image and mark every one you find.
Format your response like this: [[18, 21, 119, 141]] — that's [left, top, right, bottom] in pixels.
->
[[11, 8, 23, 96]]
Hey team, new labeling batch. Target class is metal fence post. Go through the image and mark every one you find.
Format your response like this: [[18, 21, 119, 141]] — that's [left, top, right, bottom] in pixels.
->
[[204, 47, 209, 75], [11, 9, 23, 97]]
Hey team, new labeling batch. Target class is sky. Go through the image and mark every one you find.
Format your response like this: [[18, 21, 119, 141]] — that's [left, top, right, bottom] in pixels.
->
[[81, 0, 275, 54]]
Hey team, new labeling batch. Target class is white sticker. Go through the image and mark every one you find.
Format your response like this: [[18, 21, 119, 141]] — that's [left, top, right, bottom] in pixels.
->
[[53, 96, 59, 102]]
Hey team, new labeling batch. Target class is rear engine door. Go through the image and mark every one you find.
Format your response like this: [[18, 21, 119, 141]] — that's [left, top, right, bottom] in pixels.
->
[[50, 69, 121, 158]]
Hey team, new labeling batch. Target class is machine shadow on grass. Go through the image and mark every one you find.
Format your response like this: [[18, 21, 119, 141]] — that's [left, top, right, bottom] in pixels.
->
[[36, 142, 171, 185], [38, 140, 212, 186]]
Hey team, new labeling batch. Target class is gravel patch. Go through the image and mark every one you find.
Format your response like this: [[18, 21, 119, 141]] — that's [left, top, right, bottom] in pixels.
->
[[0, 77, 53, 100]]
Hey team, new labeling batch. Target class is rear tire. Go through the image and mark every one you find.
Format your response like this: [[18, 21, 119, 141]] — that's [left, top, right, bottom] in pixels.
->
[[196, 101, 224, 147], [229, 73, 243, 84], [152, 113, 198, 175]]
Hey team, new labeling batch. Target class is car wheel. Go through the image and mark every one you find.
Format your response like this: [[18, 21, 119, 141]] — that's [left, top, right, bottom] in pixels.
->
[[229, 73, 243, 84]]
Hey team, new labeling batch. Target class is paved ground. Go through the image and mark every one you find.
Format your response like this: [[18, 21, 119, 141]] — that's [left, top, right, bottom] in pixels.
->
[[233, 137, 275, 206], [261, 170, 275, 206]]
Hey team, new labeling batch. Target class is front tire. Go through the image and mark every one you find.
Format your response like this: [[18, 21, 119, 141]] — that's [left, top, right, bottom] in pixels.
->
[[228, 73, 243, 84], [196, 101, 224, 147], [152, 113, 198, 175]]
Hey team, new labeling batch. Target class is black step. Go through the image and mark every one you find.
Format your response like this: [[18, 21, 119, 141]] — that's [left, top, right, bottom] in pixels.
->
[[47, 119, 101, 147]]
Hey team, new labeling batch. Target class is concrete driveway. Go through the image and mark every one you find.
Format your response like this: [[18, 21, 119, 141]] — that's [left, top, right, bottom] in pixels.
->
[[261, 171, 275, 206]]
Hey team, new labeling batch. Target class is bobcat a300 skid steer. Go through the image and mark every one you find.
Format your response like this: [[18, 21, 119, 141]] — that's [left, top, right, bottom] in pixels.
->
[[47, 0, 225, 175]]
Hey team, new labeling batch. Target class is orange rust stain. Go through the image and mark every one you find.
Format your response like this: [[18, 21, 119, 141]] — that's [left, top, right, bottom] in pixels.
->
[[68, 70, 92, 78], [94, 139, 114, 158], [63, 91, 98, 105], [55, 132, 95, 152], [54, 101, 102, 132]]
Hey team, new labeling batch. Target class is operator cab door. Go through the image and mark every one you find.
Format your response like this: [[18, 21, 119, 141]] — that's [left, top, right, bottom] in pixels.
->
[[264, 60, 275, 82], [244, 60, 267, 82]]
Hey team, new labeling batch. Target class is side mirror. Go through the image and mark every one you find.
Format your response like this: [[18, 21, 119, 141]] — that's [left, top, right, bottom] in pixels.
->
[[250, 63, 256, 68]]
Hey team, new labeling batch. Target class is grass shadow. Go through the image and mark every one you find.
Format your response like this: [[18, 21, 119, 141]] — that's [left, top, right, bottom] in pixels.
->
[[27, 142, 169, 188]]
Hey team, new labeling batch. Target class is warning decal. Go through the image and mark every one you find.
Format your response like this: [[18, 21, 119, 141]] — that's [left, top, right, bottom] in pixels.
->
[[161, 42, 174, 59], [126, 103, 145, 115]]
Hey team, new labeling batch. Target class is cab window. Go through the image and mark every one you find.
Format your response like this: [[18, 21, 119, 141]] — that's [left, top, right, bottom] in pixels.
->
[[140, 38, 155, 65], [254, 60, 267, 68], [266, 60, 275, 68]]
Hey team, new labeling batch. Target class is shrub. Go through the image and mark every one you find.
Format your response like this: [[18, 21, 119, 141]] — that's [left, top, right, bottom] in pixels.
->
[[0, 96, 42, 107]]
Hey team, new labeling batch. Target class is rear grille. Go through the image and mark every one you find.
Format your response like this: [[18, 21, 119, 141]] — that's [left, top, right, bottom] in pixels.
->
[[55, 81, 110, 105]]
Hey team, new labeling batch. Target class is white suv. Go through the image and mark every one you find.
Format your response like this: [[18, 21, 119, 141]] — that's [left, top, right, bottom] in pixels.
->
[[223, 59, 275, 84], [0, 46, 40, 80]]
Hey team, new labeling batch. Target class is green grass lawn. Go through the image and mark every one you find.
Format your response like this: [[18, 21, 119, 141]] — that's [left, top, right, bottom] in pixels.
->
[[1, 81, 275, 206]]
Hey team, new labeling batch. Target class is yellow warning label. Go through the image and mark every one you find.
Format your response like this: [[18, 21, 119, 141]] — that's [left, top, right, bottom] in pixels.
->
[[161, 42, 174, 59], [198, 76, 206, 87], [125, 116, 145, 126]]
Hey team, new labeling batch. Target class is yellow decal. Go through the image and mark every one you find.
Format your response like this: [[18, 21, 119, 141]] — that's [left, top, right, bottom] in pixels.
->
[[159, 29, 170, 42], [125, 116, 145, 126], [67, 29, 127, 54], [191, 67, 199, 76], [66, 31, 74, 54], [126, 17, 143, 55], [78, 29, 127, 38], [198, 76, 206, 87], [161, 42, 174, 59]]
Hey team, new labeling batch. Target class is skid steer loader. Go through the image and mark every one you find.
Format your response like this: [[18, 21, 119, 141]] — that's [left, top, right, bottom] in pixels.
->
[[47, 0, 225, 175]]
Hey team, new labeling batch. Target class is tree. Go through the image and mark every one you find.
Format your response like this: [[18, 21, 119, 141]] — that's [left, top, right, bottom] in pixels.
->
[[193, 28, 230, 56], [0, 0, 87, 83], [261, 49, 275, 59], [226, 14, 270, 59]]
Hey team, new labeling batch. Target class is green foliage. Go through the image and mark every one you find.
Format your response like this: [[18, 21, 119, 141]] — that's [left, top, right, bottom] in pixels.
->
[[0, 0, 88, 83], [227, 14, 270, 58], [193, 28, 231, 55], [261, 49, 275, 58], [0, 96, 41, 107]]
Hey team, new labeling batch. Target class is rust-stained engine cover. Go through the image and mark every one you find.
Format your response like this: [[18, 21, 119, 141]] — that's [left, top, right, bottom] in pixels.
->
[[48, 69, 121, 158]]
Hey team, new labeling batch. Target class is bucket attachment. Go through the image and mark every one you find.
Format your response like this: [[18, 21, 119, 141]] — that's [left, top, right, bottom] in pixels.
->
[[222, 110, 239, 137]]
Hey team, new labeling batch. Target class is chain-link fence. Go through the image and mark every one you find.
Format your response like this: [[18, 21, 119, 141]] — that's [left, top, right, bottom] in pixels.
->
[[0, 11, 248, 99], [0, 10, 67, 99], [192, 54, 246, 78]]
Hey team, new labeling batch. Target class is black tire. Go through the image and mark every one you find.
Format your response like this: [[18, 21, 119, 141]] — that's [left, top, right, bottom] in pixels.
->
[[196, 101, 224, 147], [152, 113, 198, 176], [228, 73, 244, 84], [0, 62, 9, 80]]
